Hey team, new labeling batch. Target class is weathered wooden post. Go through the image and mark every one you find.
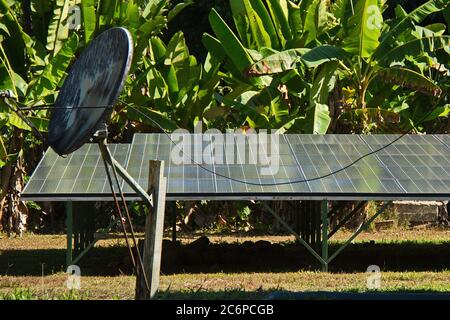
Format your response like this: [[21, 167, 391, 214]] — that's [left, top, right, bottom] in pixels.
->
[[135, 160, 167, 299]]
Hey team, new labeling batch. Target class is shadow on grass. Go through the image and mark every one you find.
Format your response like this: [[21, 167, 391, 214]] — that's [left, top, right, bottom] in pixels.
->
[[1, 240, 449, 276], [156, 290, 450, 300]]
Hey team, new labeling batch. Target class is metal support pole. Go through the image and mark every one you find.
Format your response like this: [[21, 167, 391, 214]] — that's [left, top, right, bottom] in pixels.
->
[[328, 201, 367, 239], [321, 200, 329, 272], [70, 218, 116, 265], [327, 201, 392, 264], [261, 202, 326, 266], [172, 201, 177, 243], [65, 202, 73, 267], [98, 139, 153, 206]]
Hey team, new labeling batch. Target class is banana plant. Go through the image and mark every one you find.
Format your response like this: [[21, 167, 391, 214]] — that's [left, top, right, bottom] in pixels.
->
[[247, 0, 450, 133], [0, 0, 191, 234], [123, 31, 221, 131], [203, 0, 338, 131]]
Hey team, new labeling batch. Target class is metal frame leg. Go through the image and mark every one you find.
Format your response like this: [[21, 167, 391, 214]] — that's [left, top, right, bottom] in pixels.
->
[[328, 201, 367, 239], [327, 201, 391, 264], [172, 201, 177, 243], [65, 202, 73, 267], [70, 218, 116, 265], [321, 200, 328, 272], [261, 202, 326, 266], [262, 200, 392, 272]]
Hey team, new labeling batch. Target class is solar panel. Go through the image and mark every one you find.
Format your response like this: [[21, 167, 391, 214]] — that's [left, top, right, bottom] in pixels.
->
[[22, 144, 130, 201], [360, 134, 450, 195], [120, 134, 450, 200], [22, 134, 450, 201]]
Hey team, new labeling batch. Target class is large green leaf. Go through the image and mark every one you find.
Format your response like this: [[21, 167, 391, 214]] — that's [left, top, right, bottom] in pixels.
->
[[46, 0, 72, 56], [149, 36, 167, 63], [247, 45, 347, 76], [299, 0, 321, 46], [146, 68, 169, 105], [231, 0, 251, 48], [124, 0, 140, 31], [301, 45, 348, 68], [373, 0, 447, 61], [168, 0, 193, 22], [0, 64, 28, 97], [202, 33, 249, 83], [316, 0, 332, 35], [202, 33, 227, 61], [332, 0, 352, 22], [0, 134, 7, 164], [28, 116, 50, 132], [230, 0, 272, 49], [306, 62, 339, 134], [31, 0, 53, 45], [97, 0, 119, 27], [209, 8, 253, 73], [342, 0, 383, 58], [127, 106, 179, 132], [444, 4, 450, 27], [0, 0, 31, 77], [247, 49, 306, 75], [165, 31, 190, 67], [28, 34, 79, 101], [249, 0, 280, 49], [287, 1, 302, 42], [81, 0, 96, 42], [214, 92, 270, 128], [176, 57, 202, 105], [265, 0, 291, 45], [423, 104, 450, 121], [378, 36, 450, 67], [377, 67, 442, 97], [7, 112, 48, 131]]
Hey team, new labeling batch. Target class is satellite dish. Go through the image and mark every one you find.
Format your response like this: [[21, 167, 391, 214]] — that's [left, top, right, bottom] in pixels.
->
[[48, 27, 133, 156]]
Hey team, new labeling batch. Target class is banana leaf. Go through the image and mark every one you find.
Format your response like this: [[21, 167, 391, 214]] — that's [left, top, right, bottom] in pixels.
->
[[209, 8, 253, 73], [306, 62, 339, 134], [127, 106, 179, 132], [81, 0, 96, 42], [247, 49, 306, 76], [342, 0, 382, 58], [377, 67, 442, 97], [230, 0, 272, 50], [46, 0, 71, 56], [378, 35, 450, 67], [266, 0, 292, 45], [28, 34, 79, 101], [374, 0, 448, 61]]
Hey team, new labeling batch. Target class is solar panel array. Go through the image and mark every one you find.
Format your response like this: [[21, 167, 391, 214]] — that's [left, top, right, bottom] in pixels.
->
[[23, 144, 130, 201], [22, 134, 450, 201]]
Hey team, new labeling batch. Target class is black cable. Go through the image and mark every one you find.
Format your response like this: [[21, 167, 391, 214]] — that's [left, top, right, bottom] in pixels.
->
[[16, 104, 115, 110]]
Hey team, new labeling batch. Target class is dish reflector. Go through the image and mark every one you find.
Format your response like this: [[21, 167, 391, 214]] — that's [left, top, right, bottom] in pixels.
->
[[48, 27, 133, 156]]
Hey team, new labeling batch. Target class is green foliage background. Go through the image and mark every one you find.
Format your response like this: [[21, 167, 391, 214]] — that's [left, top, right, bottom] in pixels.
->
[[0, 0, 449, 233]]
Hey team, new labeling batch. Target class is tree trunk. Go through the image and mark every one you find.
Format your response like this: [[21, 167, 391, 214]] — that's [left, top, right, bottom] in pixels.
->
[[0, 129, 28, 236]]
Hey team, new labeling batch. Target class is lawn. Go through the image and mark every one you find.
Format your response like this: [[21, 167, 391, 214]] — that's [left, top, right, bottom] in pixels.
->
[[0, 229, 449, 299]]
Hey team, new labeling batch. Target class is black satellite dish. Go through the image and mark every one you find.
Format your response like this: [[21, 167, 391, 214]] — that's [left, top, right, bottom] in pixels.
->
[[48, 27, 133, 156]]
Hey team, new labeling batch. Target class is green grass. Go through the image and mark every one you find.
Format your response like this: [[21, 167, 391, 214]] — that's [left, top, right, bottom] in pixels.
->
[[0, 271, 449, 300], [0, 231, 449, 299]]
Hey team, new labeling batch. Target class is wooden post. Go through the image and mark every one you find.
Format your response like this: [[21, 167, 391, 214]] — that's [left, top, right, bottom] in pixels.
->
[[135, 160, 167, 300]]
